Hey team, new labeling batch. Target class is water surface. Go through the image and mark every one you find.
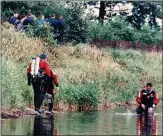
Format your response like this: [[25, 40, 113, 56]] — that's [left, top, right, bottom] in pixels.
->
[[2, 105, 162, 135]]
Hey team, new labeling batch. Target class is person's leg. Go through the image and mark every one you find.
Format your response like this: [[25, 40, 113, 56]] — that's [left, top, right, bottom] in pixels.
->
[[136, 106, 145, 115], [38, 82, 47, 110], [32, 82, 41, 111], [47, 79, 54, 112], [48, 93, 54, 112]]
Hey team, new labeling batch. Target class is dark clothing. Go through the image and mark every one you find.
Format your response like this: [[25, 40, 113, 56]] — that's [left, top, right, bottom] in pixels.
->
[[136, 89, 159, 108], [9, 16, 17, 25], [56, 20, 65, 43], [141, 90, 155, 108], [48, 18, 58, 33], [39, 74, 55, 111], [47, 76, 55, 111], [31, 75, 47, 110], [23, 16, 34, 30], [57, 20, 65, 31], [136, 88, 159, 114], [136, 106, 145, 115]]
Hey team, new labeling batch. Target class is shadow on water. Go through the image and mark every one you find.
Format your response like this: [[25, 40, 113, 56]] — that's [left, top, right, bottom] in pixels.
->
[[136, 114, 158, 136]]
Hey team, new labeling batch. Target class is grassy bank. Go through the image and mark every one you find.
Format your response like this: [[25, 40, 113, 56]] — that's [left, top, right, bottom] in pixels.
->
[[2, 23, 162, 111]]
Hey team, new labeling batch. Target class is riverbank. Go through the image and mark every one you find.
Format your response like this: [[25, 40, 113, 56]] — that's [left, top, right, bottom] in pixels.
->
[[2, 23, 162, 115], [1, 101, 138, 119], [2, 101, 162, 119]]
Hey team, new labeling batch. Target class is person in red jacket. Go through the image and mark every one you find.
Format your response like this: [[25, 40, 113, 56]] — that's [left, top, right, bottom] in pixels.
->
[[136, 83, 160, 114], [27, 53, 51, 112]]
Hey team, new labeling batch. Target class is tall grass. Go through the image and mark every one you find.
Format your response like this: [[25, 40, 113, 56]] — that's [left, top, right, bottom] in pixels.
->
[[2, 23, 162, 109]]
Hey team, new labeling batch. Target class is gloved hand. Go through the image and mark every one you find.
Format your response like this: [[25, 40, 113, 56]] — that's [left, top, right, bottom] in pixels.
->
[[52, 90, 56, 95], [141, 104, 146, 110], [148, 107, 154, 115], [56, 87, 59, 92], [152, 104, 156, 108]]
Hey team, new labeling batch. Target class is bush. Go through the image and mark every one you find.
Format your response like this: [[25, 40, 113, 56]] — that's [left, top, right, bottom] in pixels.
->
[[87, 16, 162, 44], [2, 58, 33, 108], [26, 21, 57, 46], [63, 2, 89, 44], [55, 83, 100, 108]]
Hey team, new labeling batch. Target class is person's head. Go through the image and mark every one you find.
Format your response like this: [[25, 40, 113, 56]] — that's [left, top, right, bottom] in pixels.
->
[[21, 15, 27, 19], [51, 14, 56, 18], [40, 53, 47, 60], [40, 14, 45, 20], [27, 13, 32, 17], [14, 12, 19, 18], [146, 82, 153, 91], [58, 16, 63, 20]]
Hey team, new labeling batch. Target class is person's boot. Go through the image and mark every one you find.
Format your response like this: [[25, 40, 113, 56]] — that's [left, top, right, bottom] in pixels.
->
[[35, 108, 42, 113], [50, 110, 55, 114]]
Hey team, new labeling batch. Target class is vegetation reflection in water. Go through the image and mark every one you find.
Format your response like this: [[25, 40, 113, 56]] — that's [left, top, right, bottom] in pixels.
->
[[2, 105, 162, 135]]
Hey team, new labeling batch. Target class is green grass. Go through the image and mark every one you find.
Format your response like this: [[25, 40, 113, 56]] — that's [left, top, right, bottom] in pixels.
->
[[2, 23, 162, 109]]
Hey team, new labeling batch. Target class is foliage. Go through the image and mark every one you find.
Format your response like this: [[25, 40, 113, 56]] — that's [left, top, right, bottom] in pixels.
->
[[87, 16, 162, 44], [127, 1, 161, 29], [63, 2, 88, 44], [2, 58, 33, 108], [26, 21, 57, 46], [2, 24, 162, 109]]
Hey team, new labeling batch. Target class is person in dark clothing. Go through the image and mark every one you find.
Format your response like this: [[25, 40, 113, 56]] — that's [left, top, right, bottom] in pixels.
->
[[39, 70, 59, 114], [8, 12, 19, 25], [23, 13, 34, 30], [17, 15, 27, 31], [48, 14, 58, 34], [136, 83, 160, 115], [57, 16, 65, 44], [38, 14, 47, 26]]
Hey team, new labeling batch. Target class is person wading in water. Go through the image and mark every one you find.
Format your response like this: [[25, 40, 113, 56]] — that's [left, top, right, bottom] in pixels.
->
[[136, 82, 160, 115]]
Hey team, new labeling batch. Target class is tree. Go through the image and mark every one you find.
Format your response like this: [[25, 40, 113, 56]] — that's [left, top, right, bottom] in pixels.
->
[[127, 1, 162, 29], [64, 2, 88, 44], [87, 1, 162, 29]]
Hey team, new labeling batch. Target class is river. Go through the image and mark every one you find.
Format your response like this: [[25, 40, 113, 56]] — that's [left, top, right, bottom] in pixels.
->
[[1, 105, 162, 135]]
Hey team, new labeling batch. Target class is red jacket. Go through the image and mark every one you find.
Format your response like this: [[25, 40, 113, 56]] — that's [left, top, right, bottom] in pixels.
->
[[51, 71, 59, 87], [136, 89, 159, 105], [27, 59, 51, 77]]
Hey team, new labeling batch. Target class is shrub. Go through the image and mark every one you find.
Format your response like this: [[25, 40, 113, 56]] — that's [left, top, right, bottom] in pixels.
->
[[26, 21, 57, 46]]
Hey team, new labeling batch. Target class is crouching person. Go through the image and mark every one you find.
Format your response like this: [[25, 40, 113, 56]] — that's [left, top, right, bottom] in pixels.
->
[[136, 83, 160, 115]]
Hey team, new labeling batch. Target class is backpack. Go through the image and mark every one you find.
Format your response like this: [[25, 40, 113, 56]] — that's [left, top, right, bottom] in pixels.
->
[[30, 57, 44, 78]]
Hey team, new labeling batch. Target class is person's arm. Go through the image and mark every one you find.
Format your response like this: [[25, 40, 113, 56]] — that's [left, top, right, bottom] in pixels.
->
[[27, 63, 31, 76], [27, 63, 31, 85], [153, 91, 160, 106], [9, 16, 16, 25], [51, 71, 59, 87], [136, 90, 142, 104]]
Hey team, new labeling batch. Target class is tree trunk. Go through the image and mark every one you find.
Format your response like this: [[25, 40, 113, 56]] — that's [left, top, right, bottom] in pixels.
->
[[98, 1, 106, 25]]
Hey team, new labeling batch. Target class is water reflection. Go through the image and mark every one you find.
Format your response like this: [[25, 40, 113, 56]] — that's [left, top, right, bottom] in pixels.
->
[[1, 105, 162, 135], [33, 115, 59, 136], [136, 114, 158, 136]]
